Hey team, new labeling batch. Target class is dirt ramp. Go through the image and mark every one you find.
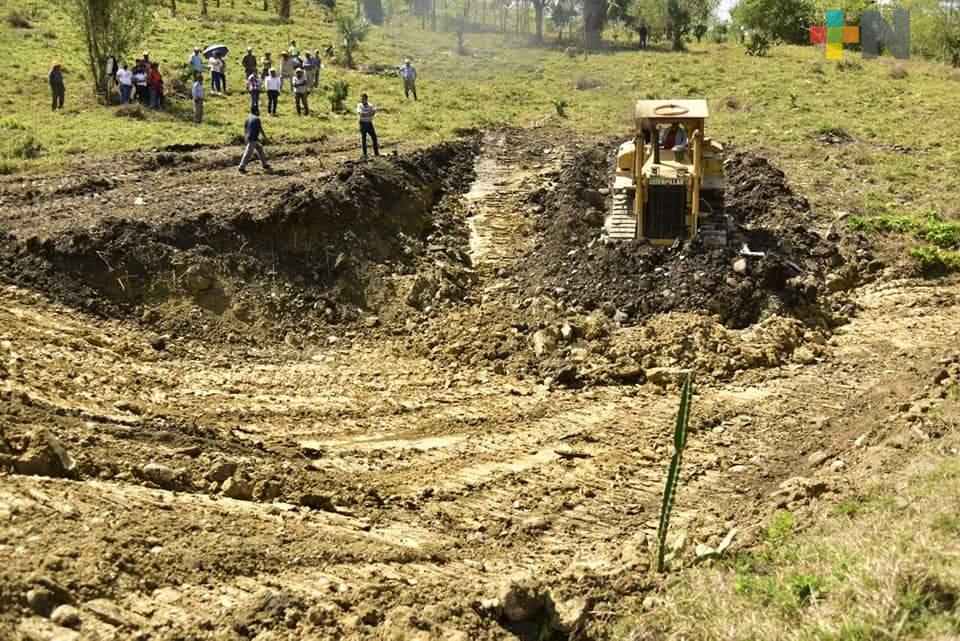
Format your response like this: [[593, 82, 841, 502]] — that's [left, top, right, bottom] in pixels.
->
[[0, 139, 479, 339], [516, 143, 847, 329]]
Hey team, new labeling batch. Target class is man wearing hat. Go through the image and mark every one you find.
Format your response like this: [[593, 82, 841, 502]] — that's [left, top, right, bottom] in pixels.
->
[[242, 46, 257, 78], [398, 58, 417, 101], [190, 47, 203, 74]]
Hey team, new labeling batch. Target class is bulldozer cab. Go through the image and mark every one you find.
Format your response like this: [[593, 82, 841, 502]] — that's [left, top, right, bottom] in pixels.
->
[[608, 99, 726, 245]]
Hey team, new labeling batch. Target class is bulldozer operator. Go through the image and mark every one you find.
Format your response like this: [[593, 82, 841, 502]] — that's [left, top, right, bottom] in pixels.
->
[[660, 122, 688, 154]]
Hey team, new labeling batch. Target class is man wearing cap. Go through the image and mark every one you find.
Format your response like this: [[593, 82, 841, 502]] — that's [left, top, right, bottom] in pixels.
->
[[242, 47, 257, 78], [357, 93, 379, 158], [190, 47, 203, 74], [398, 58, 417, 101]]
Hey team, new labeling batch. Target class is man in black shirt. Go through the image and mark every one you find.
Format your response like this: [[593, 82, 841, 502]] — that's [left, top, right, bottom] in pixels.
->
[[238, 106, 272, 173]]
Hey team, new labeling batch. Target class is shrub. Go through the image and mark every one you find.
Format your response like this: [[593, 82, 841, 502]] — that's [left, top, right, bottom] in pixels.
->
[[809, 60, 823, 74], [115, 103, 146, 119], [9, 134, 42, 159], [328, 79, 349, 111], [552, 98, 568, 117], [745, 32, 770, 56], [836, 58, 861, 72], [575, 75, 601, 90], [335, 15, 369, 68], [6, 9, 31, 28], [723, 95, 742, 110], [889, 64, 908, 79]]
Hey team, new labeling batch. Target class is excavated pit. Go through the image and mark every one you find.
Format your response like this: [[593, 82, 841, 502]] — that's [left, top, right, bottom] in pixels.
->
[[0, 130, 859, 388]]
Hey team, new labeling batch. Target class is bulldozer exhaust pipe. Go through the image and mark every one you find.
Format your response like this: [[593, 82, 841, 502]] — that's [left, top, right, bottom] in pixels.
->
[[651, 124, 660, 165]]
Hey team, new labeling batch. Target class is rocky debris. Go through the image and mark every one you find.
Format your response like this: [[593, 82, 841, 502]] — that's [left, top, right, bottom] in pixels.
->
[[531, 328, 559, 357], [546, 595, 589, 633], [26, 587, 56, 616], [222, 476, 254, 501], [83, 598, 148, 628], [771, 476, 832, 509], [10, 429, 76, 479], [807, 450, 830, 467], [139, 462, 190, 489], [498, 574, 546, 623], [16, 617, 80, 641], [50, 604, 81, 628], [645, 367, 689, 388], [205, 459, 238, 484], [299, 492, 336, 511]]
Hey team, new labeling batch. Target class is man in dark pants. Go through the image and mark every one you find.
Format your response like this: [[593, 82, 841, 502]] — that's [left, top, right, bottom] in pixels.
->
[[49, 62, 65, 111], [639, 23, 649, 49], [357, 93, 379, 158], [238, 106, 272, 173]]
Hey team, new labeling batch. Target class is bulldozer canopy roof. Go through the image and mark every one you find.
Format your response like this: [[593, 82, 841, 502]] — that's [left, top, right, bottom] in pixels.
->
[[634, 100, 709, 129]]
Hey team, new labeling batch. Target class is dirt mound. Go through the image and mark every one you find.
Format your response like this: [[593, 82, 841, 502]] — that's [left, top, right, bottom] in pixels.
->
[[0, 139, 479, 342], [515, 142, 846, 329]]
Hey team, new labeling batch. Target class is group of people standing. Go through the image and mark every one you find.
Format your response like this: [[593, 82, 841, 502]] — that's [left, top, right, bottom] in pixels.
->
[[48, 53, 167, 111], [189, 40, 323, 122]]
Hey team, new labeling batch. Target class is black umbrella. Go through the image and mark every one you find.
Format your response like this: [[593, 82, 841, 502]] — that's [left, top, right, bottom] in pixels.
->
[[203, 44, 229, 59]]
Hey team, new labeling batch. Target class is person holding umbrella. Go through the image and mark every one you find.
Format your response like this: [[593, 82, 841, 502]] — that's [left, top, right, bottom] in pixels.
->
[[202, 44, 229, 94]]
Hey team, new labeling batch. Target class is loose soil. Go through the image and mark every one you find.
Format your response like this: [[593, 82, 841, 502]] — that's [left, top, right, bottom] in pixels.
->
[[1, 126, 958, 641]]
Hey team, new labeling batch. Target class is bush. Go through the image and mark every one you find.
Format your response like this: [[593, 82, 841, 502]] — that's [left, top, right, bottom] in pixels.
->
[[723, 95, 742, 110], [328, 79, 349, 111], [809, 60, 824, 74], [115, 103, 146, 119], [8, 134, 42, 159], [574, 75, 601, 90], [836, 58, 861, 72], [6, 9, 32, 28], [745, 33, 770, 56], [335, 15, 369, 68], [889, 64, 908, 80], [552, 98, 568, 117]]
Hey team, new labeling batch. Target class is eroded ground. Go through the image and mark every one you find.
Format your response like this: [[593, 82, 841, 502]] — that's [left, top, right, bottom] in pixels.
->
[[1, 129, 958, 640]]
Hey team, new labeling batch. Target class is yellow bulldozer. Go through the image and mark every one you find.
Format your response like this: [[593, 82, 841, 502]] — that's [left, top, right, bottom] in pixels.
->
[[607, 99, 727, 246]]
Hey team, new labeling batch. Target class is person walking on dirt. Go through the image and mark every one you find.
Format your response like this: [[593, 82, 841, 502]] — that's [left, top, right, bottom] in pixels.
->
[[49, 62, 65, 111], [192, 73, 204, 124], [265, 68, 281, 115], [357, 93, 380, 158], [398, 59, 418, 101], [292, 68, 309, 115], [238, 106, 272, 174], [246, 70, 261, 110], [190, 47, 204, 74], [242, 46, 257, 78], [639, 22, 649, 49]]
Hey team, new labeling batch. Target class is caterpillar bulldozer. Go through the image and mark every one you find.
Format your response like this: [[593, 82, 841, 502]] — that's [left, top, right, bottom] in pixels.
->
[[606, 99, 727, 246]]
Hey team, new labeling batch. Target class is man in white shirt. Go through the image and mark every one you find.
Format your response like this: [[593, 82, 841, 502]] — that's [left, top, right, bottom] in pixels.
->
[[116, 63, 133, 104], [398, 59, 417, 101], [192, 74, 204, 124], [357, 93, 379, 158]]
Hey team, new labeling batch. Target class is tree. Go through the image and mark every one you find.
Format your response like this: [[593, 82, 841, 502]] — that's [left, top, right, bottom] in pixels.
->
[[336, 14, 370, 67], [550, 0, 578, 41], [59, 0, 153, 93], [666, 0, 690, 49], [531, 0, 547, 42], [686, 0, 717, 41], [363, 0, 385, 23], [279, 0, 290, 18], [583, 0, 606, 48], [731, 0, 815, 43]]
